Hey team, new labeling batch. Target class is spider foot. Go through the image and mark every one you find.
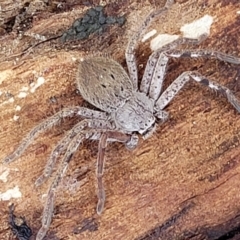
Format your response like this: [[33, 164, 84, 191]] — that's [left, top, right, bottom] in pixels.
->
[[36, 191, 55, 240], [165, 0, 174, 7], [35, 175, 47, 187], [125, 134, 138, 150], [96, 192, 105, 215], [96, 170, 106, 214], [142, 124, 157, 140], [3, 153, 18, 164], [154, 108, 169, 122], [36, 226, 48, 240]]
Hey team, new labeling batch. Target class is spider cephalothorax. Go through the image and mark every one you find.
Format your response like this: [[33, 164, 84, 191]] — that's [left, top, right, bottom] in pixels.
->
[[3, 0, 240, 239]]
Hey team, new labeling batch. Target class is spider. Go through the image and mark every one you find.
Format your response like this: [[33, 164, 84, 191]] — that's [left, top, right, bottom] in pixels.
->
[[3, 0, 240, 239]]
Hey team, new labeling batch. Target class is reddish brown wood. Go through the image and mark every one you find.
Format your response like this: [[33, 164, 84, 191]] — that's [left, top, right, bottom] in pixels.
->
[[0, 0, 240, 239]]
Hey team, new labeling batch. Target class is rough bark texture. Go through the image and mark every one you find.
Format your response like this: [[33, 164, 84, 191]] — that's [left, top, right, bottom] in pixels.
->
[[0, 0, 240, 239]]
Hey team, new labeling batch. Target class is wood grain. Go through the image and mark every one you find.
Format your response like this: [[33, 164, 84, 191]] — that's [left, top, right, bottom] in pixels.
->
[[0, 0, 240, 239]]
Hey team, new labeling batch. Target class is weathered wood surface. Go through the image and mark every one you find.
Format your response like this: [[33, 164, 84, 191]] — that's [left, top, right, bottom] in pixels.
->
[[0, 0, 240, 239]]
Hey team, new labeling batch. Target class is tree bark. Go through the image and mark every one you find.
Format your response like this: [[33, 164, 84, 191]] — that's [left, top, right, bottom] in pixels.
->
[[0, 0, 240, 239]]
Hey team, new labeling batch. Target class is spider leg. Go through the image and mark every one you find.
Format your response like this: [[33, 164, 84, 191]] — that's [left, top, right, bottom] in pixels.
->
[[3, 107, 108, 164], [96, 131, 136, 214], [125, 0, 174, 89], [154, 48, 240, 111], [156, 71, 240, 113], [36, 129, 132, 240], [140, 34, 208, 97], [96, 133, 107, 214], [165, 49, 240, 65], [35, 119, 89, 187], [36, 130, 96, 240], [35, 119, 115, 187]]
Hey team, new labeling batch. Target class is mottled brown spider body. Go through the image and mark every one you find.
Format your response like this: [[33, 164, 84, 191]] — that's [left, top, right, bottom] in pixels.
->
[[78, 56, 156, 134]]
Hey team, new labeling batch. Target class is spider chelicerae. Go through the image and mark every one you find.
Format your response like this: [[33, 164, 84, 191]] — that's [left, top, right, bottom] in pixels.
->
[[3, 0, 240, 239]]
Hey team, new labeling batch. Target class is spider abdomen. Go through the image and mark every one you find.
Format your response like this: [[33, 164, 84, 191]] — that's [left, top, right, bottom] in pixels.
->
[[77, 56, 133, 113]]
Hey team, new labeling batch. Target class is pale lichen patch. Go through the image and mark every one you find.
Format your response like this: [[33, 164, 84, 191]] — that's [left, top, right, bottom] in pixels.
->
[[142, 29, 157, 42], [30, 76, 45, 93], [15, 105, 21, 111], [13, 115, 20, 121], [24, 32, 47, 41], [18, 92, 28, 98], [0, 167, 10, 183], [0, 186, 22, 201], [150, 34, 179, 51], [20, 86, 29, 92], [0, 70, 14, 85], [0, 97, 15, 107], [180, 15, 214, 39], [8, 97, 14, 103]]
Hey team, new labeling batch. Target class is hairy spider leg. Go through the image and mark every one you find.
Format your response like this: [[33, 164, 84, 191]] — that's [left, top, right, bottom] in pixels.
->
[[35, 119, 114, 187], [157, 71, 240, 112], [96, 133, 108, 214], [3, 107, 108, 164], [140, 34, 208, 98], [165, 49, 240, 64], [36, 130, 98, 240], [36, 129, 134, 239], [125, 0, 174, 89], [35, 119, 94, 187], [96, 131, 137, 214], [154, 49, 240, 110]]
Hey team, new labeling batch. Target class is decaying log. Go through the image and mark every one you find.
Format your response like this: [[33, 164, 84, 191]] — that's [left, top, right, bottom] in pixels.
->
[[0, 0, 240, 239]]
